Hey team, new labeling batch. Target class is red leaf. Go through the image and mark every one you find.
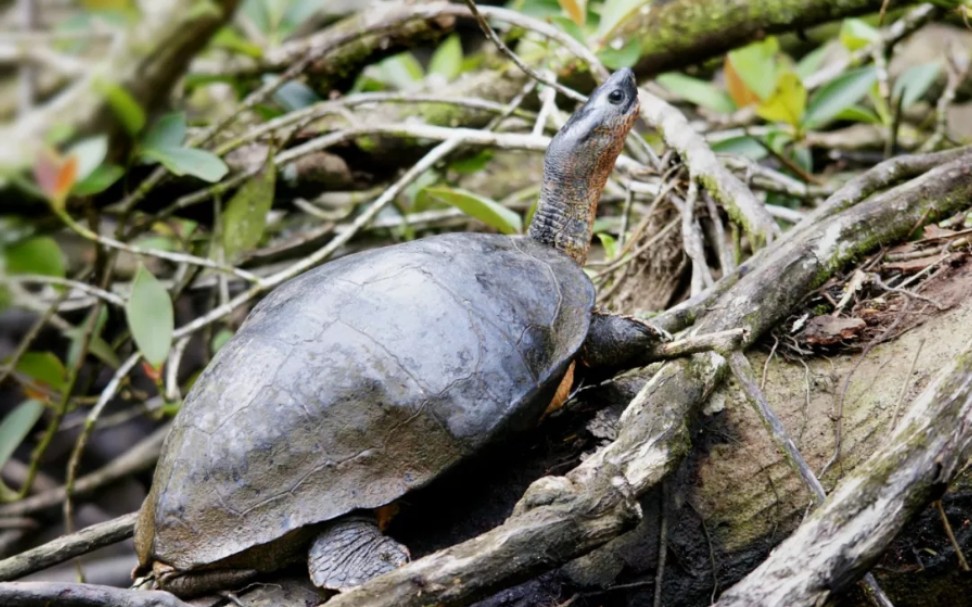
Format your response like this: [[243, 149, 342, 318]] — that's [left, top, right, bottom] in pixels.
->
[[724, 57, 760, 108], [33, 149, 62, 200], [32, 148, 78, 207], [141, 360, 163, 382], [55, 155, 78, 202]]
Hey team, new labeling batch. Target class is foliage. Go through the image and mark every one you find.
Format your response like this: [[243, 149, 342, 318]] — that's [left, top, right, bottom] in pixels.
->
[[139, 113, 229, 182], [125, 265, 174, 369]]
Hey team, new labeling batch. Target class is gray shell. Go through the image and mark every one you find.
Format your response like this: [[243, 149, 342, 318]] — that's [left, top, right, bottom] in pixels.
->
[[136, 233, 594, 570]]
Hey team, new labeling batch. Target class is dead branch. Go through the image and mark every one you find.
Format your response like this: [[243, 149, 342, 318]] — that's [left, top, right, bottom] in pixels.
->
[[244, 1, 456, 78], [655, 147, 972, 334], [653, 328, 747, 359], [617, 0, 903, 76], [0, 581, 190, 607], [0, 513, 136, 582], [638, 87, 781, 248]]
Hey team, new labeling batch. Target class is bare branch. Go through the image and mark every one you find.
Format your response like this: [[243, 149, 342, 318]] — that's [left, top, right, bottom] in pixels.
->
[[0, 514, 136, 582], [0, 581, 190, 607]]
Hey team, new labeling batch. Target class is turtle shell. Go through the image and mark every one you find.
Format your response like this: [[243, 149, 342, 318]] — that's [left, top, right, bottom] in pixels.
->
[[135, 233, 594, 571]]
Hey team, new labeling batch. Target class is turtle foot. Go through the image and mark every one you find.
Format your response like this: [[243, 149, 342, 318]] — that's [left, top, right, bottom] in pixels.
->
[[308, 518, 410, 591]]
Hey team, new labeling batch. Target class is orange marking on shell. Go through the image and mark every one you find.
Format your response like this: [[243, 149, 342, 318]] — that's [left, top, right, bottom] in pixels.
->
[[543, 361, 576, 418], [375, 503, 401, 531]]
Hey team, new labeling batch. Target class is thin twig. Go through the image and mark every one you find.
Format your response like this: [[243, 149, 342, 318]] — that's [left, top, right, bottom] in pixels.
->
[[674, 182, 714, 295], [934, 500, 970, 572], [6, 275, 125, 307], [0, 580, 191, 607], [215, 92, 535, 156], [463, 0, 584, 102], [652, 481, 668, 607], [55, 211, 261, 284], [728, 351, 826, 499], [0, 513, 137, 581], [704, 190, 734, 275]]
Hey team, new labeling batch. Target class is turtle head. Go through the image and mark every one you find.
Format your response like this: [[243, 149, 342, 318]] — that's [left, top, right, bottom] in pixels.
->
[[529, 69, 640, 265]]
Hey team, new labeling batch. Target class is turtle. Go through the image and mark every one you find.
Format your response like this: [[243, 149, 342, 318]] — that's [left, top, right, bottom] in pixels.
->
[[134, 68, 668, 597]]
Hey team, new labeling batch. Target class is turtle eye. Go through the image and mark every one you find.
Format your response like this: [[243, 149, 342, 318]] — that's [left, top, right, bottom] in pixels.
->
[[607, 89, 625, 105]]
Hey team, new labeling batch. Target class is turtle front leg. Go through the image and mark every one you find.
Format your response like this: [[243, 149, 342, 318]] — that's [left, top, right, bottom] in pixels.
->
[[308, 517, 410, 591], [579, 312, 673, 381]]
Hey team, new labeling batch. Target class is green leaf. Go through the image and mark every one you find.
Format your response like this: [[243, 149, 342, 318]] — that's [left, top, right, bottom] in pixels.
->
[[840, 18, 879, 51], [15, 352, 67, 393], [125, 265, 174, 367], [272, 79, 321, 111], [795, 44, 830, 81], [727, 38, 779, 101], [72, 330, 120, 369], [211, 328, 234, 354], [550, 15, 586, 43], [143, 112, 187, 150], [512, 0, 564, 19], [141, 146, 228, 183], [95, 79, 145, 135], [789, 144, 813, 174], [418, 186, 522, 234], [804, 66, 878, 128], [69, 136, 108, 182], [5, 237, 65, 278], [404, 169, 440, 211], [598, 38, 641, 70], [222, 155, 277, 259], [597, 0, 647, 40], [377, 52, 424, 90], [211, 26, 264, 58], [0, 400, 44, 471], [833, 105, 881, 124], [597, 232, 618, 259], [656, 73, 735, 113], [756, 72, 807, 127], [73, 164, 124, 196], [893, 62, 941, 108], [64, 306, 113, 368], [710, 135, 769, 159], [449, 150, 493, 175], [429, 34, 463, 80], [281, 0, 322, 33]]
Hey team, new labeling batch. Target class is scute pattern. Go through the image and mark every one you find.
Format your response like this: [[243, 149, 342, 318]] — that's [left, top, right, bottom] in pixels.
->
[[137, 233, 594, 570]]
